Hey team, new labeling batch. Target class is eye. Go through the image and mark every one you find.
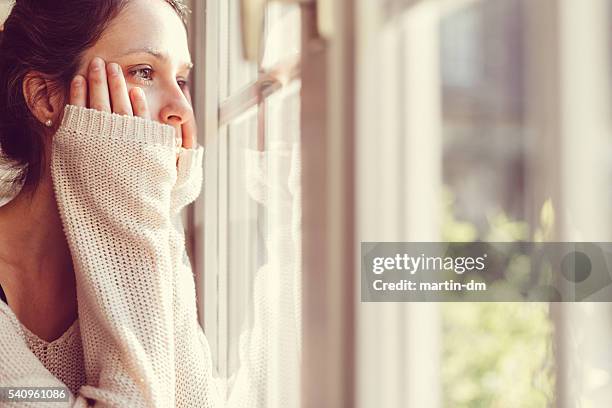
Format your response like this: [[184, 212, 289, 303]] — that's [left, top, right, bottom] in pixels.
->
[[177, 78, 189, 90], [128, 66, 154, 85]]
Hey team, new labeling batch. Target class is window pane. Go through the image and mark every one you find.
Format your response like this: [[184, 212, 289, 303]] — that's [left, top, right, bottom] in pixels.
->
[[228, 0, 258, 95], [440, 0, 527, 241], [223, 81, 302, 407], [213, 0, 303, 405], [356, 0, 561, 405], [219, 0, 301, 102], [261, 3, 302, 70], [218, 0, 259, 101], [439, 1, 553, 406], [260, 79, 302, 407], [226, 106, 260, 386]]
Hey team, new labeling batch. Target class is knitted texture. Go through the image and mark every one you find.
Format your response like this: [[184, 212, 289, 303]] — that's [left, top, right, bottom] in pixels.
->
[[0, 105, 221, 407]]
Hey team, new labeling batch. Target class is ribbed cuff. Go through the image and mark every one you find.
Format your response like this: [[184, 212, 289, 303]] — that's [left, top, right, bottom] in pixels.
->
[[171, 145, 204, 214], [59, 105, 177, 148], [176, 145, 204, 182]]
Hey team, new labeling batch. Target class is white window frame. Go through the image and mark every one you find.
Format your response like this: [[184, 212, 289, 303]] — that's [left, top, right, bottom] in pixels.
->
[[187, 0, 612, 406], [188, 2, 354, 406]]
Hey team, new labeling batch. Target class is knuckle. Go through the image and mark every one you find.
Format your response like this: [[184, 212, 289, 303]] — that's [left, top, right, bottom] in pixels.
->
[[135, 98, 147, 110], [90, 75, 105, 87], [131, 102, 143, 114], [109, 80, 124, 94], [70, 87, 81, 100], [135, 104, 147, 115]]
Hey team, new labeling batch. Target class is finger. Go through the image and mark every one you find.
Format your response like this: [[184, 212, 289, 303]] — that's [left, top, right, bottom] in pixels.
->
[[69, 75, 87, 107], [174, 127, 181, 165], [87, 57, 111, 113], [106, 63, 133, 116], [181, 87, 197, 149], [174, 126, 181, 164], [129, 87, 150, 120], [181, 115, 197, 149]]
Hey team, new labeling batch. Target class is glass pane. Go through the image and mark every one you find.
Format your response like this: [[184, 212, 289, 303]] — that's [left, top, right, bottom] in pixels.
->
[[261, 3, 302, 70], [218, 0, 259, 101], [440, 0, 527, 241], [220, 0, 301, 101], [361, 0, 612, 405], [226, 106, 260, 386], [223, 83, 302, 408], [259, 79, 302, 408], [438, 1, 553, 406], [228, 0, 258, 96], [356, 0, 577, 405], [218, 0, 229, 101], [216, 1, 303, 406]]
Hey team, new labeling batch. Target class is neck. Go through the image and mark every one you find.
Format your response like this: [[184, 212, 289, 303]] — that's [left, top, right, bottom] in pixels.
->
[[0, 171, 73, 278], [0, 167, 77, 340]]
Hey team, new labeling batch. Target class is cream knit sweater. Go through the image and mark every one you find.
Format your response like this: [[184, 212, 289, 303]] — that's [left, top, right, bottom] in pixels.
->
[[0, 105, 223, 407]]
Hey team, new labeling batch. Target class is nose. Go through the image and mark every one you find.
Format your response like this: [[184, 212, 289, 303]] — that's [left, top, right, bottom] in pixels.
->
[[159, 89, 193, 127]]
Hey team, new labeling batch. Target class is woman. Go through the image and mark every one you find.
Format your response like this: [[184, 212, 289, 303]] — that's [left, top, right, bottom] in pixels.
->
[[0, 0, 222, 406]]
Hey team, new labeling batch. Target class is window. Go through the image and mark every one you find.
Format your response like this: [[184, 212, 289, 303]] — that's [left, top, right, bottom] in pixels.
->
[[188, 0, 612, 408], [190, 1, 304, 406], [439, 2, 554, 405], [355, 0, 612, 406]]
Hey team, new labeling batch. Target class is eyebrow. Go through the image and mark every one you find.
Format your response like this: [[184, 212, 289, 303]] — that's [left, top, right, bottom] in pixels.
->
[[115, 46, 194, 70]]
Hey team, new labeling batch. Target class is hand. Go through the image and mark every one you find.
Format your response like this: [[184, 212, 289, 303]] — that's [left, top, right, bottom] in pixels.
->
[[180, 86, 197, 150], [173, 86, 198, 168], [70, 56, 183, 162]]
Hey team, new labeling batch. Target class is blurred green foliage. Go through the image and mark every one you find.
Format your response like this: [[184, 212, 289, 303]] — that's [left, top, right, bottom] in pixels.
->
[[442, 302, 554, 407], [441, 188, 555, 407]]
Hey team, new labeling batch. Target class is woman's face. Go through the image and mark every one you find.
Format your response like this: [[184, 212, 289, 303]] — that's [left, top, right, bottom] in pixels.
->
[[76, 0, 193, 129]]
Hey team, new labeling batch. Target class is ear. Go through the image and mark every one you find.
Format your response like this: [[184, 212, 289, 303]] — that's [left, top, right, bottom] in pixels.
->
[[22, 72, 64, 128]]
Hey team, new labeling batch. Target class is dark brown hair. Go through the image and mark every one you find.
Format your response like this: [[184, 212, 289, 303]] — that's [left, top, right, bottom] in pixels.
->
[[0, 0, 190, 198]]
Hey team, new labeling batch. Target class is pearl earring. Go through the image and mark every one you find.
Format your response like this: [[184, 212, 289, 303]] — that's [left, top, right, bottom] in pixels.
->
[[45, 119, 53, 127]]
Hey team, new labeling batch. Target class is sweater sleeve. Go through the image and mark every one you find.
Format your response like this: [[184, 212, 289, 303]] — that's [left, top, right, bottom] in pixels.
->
[[49, 105, 179, 407]]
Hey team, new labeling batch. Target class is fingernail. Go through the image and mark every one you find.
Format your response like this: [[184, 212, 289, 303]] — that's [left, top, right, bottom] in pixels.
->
[[72, 75, 83, 86]]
